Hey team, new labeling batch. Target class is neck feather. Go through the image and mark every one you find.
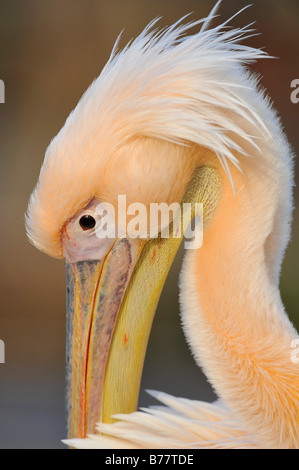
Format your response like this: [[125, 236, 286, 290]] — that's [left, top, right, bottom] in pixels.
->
[[180, 155, 299, 448]]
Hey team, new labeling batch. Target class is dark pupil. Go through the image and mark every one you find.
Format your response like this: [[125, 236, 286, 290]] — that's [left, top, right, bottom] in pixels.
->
[[79, 215, 96, 230]]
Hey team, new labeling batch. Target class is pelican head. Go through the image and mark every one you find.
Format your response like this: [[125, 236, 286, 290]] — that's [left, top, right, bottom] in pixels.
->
[[26, 2, 299, 449]]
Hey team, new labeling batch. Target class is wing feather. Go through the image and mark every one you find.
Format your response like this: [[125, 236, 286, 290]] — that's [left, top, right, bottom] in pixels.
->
[[64, 391, 259, 449]]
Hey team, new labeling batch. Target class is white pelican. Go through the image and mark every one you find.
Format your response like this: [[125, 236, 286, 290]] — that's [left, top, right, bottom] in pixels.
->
[[26, 2, 299, 449]]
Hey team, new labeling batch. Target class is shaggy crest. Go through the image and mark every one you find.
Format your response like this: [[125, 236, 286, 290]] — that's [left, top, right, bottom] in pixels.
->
[[25, 3, 299, 449], [26, 1, 270, 257]]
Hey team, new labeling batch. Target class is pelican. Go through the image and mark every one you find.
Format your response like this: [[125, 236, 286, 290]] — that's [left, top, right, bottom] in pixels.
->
[[26, 2, 299, 449]]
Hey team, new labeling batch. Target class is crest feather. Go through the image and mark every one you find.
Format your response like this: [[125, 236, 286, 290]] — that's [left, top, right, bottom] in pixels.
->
[[26, 2, 270, 257]]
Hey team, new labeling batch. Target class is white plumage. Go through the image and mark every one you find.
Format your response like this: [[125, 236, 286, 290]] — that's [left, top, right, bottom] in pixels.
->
[[26, 1, 273, 254], [65, 391, 259, 449], [27, 1, 299, 449]]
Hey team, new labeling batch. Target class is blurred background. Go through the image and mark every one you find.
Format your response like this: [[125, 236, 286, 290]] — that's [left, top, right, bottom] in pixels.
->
[[0, 0, 298, 449]]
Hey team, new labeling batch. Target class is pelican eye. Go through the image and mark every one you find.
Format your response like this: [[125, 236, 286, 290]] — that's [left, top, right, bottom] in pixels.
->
[[79, 215, 96, 231]]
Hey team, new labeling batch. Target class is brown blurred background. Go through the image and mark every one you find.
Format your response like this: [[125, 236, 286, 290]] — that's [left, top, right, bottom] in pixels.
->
[[0, 0, 298, 448]]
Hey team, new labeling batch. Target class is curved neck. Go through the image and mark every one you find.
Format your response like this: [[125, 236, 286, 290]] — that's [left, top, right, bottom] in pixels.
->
[[181, 162, 299, 448]]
